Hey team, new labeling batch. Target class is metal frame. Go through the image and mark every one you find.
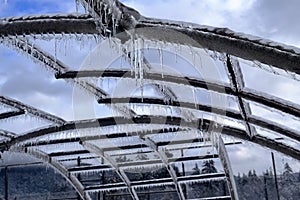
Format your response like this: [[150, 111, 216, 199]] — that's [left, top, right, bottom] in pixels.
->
[[1, 0, 300, 199]]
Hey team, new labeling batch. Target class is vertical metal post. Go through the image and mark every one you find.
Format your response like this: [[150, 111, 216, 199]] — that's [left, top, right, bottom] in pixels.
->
[[101, 157, 105, 200], [77, 156, 81, 200], [181, 149, 187, 199], [223, 180, 227, 196], [4, 166, 8, 200], [271, 152, 280, 200], [97, 191, 101, 200]]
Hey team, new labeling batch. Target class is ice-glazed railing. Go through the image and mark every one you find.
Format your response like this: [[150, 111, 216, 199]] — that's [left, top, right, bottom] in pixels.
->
[[1, 0, 300, 200]]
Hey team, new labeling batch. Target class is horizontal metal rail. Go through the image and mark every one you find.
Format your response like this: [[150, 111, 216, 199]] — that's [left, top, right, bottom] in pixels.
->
[[3, 115, 299, 160], [22, 127, 186, 147], [85, 173, 226, 191], [0, 110, 25, 120], [56, 69, 300, 119], [97, 97, 300, 143]]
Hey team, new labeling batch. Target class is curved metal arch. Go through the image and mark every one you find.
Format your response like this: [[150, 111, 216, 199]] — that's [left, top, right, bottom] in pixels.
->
[[56, 67, 300, 144], [215, 135, 239, 200], [80, 0, 300, 73], [96, 97, 300, 143], [141, 137, 185, 200], [3, 115, 300, 160], [2, 1, 300, 141], [56, 69, 300, 119], [135, 20, 300, 76], [82, 142, 140, 200], [0, 14, 97, 36], [1, 12, 300, 76], [1, 1, 300, 198]]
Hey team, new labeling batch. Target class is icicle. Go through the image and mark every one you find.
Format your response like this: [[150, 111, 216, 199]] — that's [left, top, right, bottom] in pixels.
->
[[192, 88, 197, 108], [103, 4, 108, 25], [159, 48, 164, 78], [137, 38, 145, 102], [75, 0, 80, 15], [133, 38, 138, 83], [80, 33, 85, 50], [54, 36, 57, 64], [30, 42, 35, 57], [175, 44, 179, 63], [60, 33, 67, 57], [192, 49, 195, 67]]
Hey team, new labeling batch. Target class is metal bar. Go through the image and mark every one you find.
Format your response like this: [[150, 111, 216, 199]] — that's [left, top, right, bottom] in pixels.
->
[[198, 196, 232, 200], [69, 154, 219, 174], [99, 96, 300, 143], [82, 142, 139, 200], [240, 90, 300, 118], [226, 55, 254, 138], [2, 2, 300, 75], [249, 117, 300, 142], [143, 137, 185, 200], [4, 166, 8, 200], [24, 127, 186, 147], [137, 18, 300, 76], [104, 189, 177, 196], [271, 152, 281, 200], [0, 96, 65, 125], [57, 69, 300, 119], [85, 173, 226, 191], [98, 97, 242, 120], [216, 136, 239, 200], [0, 129, 17, 139], [49, 150, 90, 157], [0, 161, 43, 168], [0, 14, 97, 36], [0, 110, 25, 120], [56, 70, 231, 94], [68, 165, 111, 172], [7, 116, 195, 147], [4, 115, 300, 160]]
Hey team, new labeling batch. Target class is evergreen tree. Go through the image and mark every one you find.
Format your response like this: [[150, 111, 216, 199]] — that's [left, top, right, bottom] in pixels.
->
[[201, 160, 217, 174], [283, 162, 295, 183], [192, 163, 201, 175], [252, 170, 257, 177], [248, 170, 253, 177], [283, 162, 293, 175], [115, 155, 132, 163], [136, 152, 149, 161]]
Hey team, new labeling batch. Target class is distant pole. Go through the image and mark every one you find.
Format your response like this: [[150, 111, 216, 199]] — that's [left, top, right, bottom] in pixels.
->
[[77, 156, 81, 200], [263, 175, 268, 200], [4, 166, 8, 200], [271, 152, 280, 200]]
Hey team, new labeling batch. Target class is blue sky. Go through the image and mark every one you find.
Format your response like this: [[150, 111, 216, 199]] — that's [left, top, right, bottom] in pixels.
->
[[0, 0, 300, 175]]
